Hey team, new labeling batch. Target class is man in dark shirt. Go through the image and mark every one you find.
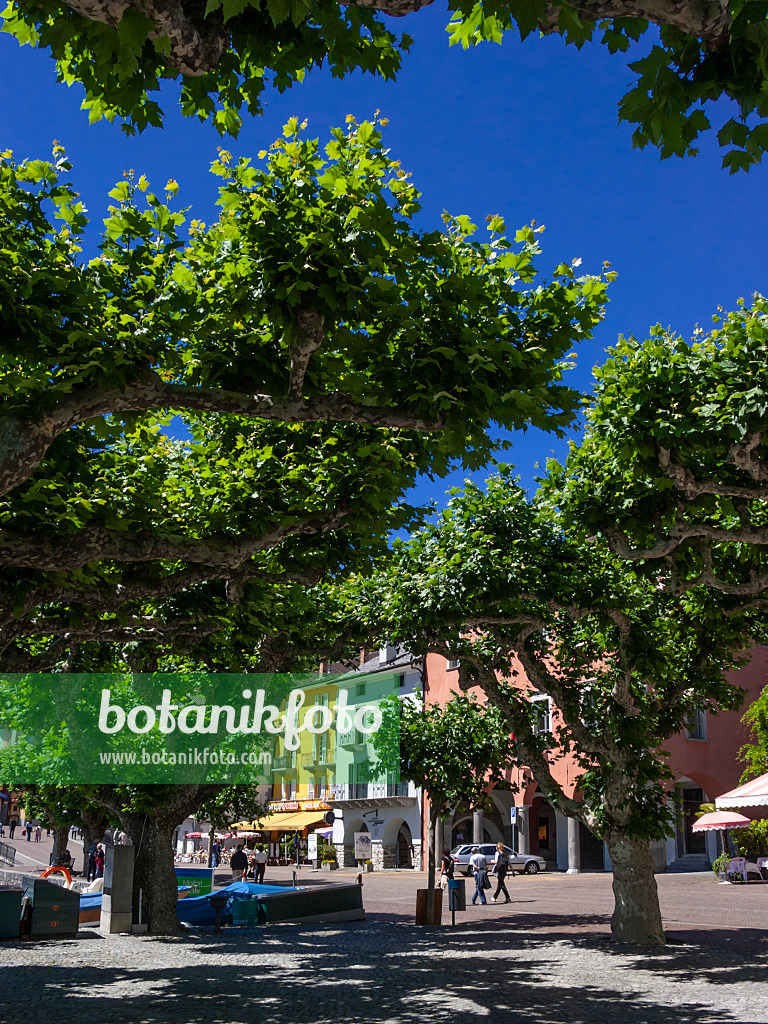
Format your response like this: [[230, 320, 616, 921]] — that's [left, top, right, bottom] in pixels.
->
[[230, 846, 249, 880]]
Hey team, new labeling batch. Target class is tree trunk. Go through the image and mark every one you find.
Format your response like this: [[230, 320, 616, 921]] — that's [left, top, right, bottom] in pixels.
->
[[51, 824, 71, 867], [81, 824, 101, 877], [425, 805, 437, 925], [605, 834, 665, 945], [124, 816, 181, 935]]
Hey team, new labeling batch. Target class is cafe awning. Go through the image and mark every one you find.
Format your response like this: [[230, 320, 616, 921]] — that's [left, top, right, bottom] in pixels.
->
[[716, 771, 768, 809], [234, 811, 327, 834], [692, 811, 752, 832]]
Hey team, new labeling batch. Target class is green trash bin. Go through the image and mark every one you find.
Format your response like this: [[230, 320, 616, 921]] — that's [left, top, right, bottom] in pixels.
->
[[23, 877, 79, 938], [0, 886, 22, 940], [230, 896, 265, 927]]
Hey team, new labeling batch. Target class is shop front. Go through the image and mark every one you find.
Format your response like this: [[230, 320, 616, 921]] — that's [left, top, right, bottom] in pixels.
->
[[233, 799, 332, 863]]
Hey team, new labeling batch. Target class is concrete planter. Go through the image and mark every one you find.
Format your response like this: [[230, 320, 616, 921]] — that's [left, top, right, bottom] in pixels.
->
[[321, 861, 338, 871]]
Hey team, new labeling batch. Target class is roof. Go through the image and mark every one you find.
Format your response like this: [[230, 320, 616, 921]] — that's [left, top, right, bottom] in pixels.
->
[[332, 645, 416, 683]]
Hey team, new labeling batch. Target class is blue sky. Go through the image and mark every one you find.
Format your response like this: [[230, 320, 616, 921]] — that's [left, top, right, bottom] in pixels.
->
[[2, 6, 767, 507]]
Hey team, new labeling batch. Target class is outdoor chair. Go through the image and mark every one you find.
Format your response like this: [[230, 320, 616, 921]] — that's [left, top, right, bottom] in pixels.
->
[[726, 857, 765, 883]]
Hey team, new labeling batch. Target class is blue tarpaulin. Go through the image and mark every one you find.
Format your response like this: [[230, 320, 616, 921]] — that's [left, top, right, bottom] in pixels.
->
[[176, 881, 298, 928]]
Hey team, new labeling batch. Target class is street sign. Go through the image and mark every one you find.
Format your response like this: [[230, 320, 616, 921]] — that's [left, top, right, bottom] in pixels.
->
[[510, 807, 517, 824]]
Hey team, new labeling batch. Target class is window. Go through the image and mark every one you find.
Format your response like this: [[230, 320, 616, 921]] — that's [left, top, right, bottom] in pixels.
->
[[685, 709, 708, 741], [397, 673, 406, 689], [531, 695, 552, 736], [356, 683, 366, 697], [446, 658, 460, 671]]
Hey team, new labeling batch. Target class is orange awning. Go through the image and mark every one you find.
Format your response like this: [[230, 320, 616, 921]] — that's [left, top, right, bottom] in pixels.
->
[[233, 811, 326, 833]]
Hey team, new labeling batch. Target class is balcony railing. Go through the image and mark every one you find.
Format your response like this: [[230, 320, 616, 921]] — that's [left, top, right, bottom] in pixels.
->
[[338, 730, 367, 748], [328, 783, 369, 800], [272, 753, 297, 772], [302, 750, 336, 768], [386, 782, 410, 797]]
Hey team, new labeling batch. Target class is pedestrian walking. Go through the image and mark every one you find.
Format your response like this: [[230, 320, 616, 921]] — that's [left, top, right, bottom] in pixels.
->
[[491, 843, 512, 904], [470, 846, 488, 906], [255, 845, 267, 884], [211, 841, 220, 869], [230, 845, 248, 881], [8, 818, 17, 839], [86, 842, 97, 881], [439, 847, 454, 890], [25, 820, 33, 841], [34, 826, 41, 842], [95, 845, 105, 878]]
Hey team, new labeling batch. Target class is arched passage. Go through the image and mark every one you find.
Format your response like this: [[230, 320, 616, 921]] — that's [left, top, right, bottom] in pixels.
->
[[382, 816, 413, 868]]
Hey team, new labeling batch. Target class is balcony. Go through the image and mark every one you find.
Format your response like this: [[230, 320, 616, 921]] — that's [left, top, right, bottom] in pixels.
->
[[302, 750, 336, 769], [272, 753, 297, 772], [386, 782, 409, 797], [338, 730, 368, 749]]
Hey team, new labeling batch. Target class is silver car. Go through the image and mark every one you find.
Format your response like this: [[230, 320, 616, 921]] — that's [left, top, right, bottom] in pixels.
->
[[451, 842, 547, 875]]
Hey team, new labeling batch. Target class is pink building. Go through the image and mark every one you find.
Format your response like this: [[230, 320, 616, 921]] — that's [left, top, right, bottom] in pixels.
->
[[421, 647, 766, 873]]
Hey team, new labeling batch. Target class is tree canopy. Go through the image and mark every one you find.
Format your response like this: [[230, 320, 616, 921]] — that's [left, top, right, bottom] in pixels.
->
[[348, 472, 760, 942], [548, 295, 768, 598], [0, 116, 611, 670], [5, 0, 768, 168]]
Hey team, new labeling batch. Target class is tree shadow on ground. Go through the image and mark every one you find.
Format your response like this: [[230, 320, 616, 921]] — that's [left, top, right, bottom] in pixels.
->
[[0, 921, 762, 1024]]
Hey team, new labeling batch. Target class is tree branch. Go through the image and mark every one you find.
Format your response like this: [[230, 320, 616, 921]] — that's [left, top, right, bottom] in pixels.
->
[[288, 309, 324, 400], [0, 374, 443, 498], [64, 0, 228, 76], [538, 0, 730, 49], [0, 506, 351, 572], [657, 442, 768, 500]]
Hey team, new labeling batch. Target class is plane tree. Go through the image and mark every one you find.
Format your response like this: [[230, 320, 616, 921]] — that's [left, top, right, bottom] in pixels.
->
[[0, 115, 611, 669], [3, 0, 768, 169], [0, 573, 370, 933], [547, 295, 768, 600], [346, 472, 761, 944]]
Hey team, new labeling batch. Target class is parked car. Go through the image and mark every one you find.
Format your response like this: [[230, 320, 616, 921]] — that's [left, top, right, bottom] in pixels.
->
[[451, 843, 546, 875]]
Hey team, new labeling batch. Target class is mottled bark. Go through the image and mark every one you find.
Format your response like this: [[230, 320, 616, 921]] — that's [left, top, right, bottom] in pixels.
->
[[126, 816, 182, 934], [540, 0, 730, 49], [51, 824, 72, 867], [53, 0, 730, 85], [64, 0, 228, 76], [92, 785, 219, 935], [605, 834, 665, 944], [289, 309, 325, 400], [344, 0, 437, 16]]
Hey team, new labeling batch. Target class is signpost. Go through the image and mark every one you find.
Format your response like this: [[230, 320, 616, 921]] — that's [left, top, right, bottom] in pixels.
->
[[354, 832, 372, 863]]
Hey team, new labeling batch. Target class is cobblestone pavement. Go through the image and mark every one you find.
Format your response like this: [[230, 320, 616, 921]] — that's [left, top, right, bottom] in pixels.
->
[[1, 918, 767, 1024], [3, 857, 768, 1022]]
